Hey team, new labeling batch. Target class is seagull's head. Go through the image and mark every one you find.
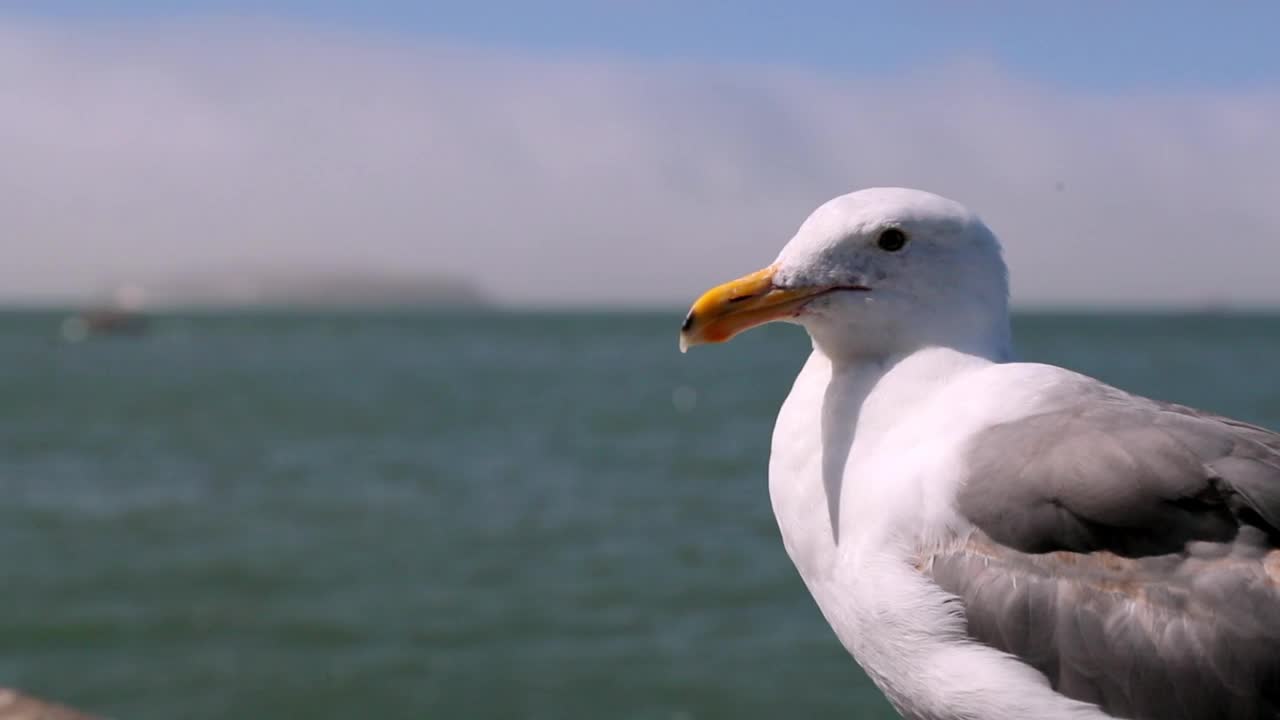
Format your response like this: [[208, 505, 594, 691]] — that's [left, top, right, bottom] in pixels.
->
[[680, 187, 1011, 361]]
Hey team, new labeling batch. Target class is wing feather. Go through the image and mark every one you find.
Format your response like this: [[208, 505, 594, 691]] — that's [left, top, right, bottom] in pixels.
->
[[924, 393, 1280, 720]]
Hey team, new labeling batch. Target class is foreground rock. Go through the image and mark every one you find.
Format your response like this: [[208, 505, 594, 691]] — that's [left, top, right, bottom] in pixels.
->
[[0, 689, 97, 720]]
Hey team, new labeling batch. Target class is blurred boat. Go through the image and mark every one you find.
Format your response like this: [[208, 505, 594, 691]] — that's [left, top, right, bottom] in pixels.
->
[[60, 308, 149, 342]]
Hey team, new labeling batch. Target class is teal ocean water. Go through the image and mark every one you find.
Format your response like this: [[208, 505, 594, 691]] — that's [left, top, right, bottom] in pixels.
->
[[2, 310, 1279, 719]]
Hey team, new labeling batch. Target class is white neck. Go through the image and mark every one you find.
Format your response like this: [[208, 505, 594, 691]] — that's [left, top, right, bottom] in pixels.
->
[[804, 307, 1014, 367]]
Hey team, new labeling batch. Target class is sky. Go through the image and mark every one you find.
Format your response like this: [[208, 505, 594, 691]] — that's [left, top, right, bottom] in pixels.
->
[[3, 2, 1280, 307]]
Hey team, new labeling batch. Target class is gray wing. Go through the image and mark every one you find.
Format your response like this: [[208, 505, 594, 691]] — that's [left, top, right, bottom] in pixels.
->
[[921, 394, 1280, 720]]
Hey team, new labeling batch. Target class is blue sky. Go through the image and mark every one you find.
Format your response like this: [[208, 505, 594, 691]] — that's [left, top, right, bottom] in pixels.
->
[[3, 3, 1279, 307], [10, 1, 1280, 91]]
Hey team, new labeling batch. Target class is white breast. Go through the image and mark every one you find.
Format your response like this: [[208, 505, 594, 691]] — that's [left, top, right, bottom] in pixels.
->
[[769, 348, 983, 578]]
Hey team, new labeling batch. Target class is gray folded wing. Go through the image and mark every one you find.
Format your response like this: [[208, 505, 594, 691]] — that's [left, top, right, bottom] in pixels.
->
[[921, 393, 1280, 720]]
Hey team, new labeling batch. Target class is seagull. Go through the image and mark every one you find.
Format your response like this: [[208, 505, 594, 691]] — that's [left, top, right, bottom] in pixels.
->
[[679, 188, 1280, 720]]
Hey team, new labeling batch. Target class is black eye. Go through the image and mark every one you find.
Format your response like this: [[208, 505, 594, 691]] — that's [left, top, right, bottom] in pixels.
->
[[877, 228, 908, 252]]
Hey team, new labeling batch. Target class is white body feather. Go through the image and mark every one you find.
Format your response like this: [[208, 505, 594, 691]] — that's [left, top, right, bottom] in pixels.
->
[[769, 346, 1114, 719]]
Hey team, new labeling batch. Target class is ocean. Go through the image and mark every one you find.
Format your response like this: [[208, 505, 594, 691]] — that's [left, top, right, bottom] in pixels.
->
[[2, 310, 1279, 719]]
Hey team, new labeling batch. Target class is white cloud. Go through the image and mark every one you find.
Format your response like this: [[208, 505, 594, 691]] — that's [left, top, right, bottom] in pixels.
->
[[2, 18, 1278, 306]]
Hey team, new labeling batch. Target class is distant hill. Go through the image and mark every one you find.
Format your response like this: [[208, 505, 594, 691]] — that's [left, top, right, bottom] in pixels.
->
[[99, 269, 491, 310]]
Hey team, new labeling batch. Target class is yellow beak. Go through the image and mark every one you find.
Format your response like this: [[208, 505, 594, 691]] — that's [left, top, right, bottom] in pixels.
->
[[679, 265, 829, 352]]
